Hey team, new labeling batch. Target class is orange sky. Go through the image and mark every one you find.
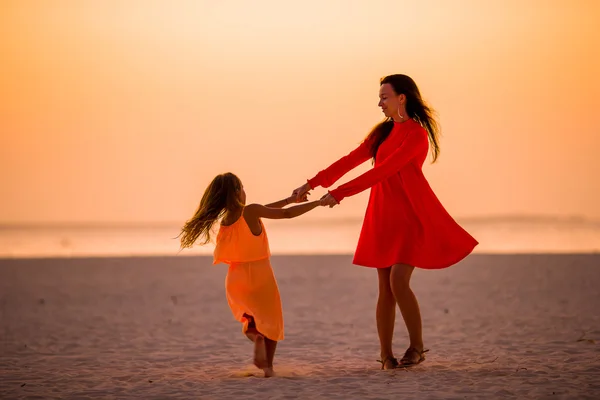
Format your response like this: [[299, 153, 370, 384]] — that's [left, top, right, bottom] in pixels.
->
[[1, 0, 599, 225]]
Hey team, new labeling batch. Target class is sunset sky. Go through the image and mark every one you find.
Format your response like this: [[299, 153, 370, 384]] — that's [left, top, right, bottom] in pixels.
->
[[1, 0, 599, 225]]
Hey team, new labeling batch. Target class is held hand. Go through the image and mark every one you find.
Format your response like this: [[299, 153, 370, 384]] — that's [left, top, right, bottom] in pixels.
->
[[292, 182, 312, 202], [288, 193, 309, 204], [319, 193, 338, 208]]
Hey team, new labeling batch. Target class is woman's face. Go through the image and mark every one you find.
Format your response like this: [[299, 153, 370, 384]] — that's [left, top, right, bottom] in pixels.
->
[[378, 83, 404, 118]]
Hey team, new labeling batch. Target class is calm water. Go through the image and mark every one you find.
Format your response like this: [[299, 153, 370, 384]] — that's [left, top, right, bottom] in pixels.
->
[[1, 217, 599, 258]]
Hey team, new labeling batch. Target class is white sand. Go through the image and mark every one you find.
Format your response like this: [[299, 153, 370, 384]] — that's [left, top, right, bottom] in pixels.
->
[[1, 254, 599, 399]]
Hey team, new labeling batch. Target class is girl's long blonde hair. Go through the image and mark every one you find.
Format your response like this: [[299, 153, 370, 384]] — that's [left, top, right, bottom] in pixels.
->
[[178, 172, 243, 248]]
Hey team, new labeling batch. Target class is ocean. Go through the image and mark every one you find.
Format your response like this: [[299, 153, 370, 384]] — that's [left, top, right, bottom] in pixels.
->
[[1, 217, 598, 258]]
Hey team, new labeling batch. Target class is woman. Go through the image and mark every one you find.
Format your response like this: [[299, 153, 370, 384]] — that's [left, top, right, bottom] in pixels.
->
[[292, 74, 478, 369]]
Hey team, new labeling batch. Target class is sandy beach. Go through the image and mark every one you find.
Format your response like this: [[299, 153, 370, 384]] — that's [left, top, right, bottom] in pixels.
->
[[1, 254, 599, 399]]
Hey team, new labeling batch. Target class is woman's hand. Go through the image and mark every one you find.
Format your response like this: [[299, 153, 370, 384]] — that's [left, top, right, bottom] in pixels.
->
[[319, 193, 339, 208], [292, 182, 312, 202], [288, 193, 309, 204]]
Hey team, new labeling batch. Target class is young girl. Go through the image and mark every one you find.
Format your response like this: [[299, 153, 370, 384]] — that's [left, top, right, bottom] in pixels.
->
[[179, 172, 325, 377]]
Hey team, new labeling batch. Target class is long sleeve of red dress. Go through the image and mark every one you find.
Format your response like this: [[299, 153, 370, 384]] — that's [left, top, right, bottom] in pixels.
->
[[307, 139, 372, 189], [306, 119, 477, 270], [327, 131, 428, 203]]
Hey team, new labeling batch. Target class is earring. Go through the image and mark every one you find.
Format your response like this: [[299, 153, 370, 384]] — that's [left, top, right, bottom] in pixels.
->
[[397, 108, 404, 119]]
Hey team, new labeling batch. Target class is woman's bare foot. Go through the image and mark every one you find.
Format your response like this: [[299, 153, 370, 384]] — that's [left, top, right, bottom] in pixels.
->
[[253, 335, 268, 369], [262, 367, 275, 378]]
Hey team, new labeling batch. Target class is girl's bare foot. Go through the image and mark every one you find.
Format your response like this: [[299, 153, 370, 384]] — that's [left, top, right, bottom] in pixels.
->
[[253, 335, 268, 369], [263, 367, 275, 378]]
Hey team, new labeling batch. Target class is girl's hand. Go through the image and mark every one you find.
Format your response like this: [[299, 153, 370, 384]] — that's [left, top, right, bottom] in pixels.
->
[[319, 193, 338, 208], [292, 182, 312, 202], [289, 193, 309, 204]]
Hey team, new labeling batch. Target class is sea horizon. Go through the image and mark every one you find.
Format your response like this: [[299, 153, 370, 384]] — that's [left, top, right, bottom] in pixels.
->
[[1, 214, 599, 259], [1, 213, 598, 229]]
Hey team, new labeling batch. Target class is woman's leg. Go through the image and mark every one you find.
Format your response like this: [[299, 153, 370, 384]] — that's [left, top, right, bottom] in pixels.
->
[[390, 264, 424, 363], [376, 267, 397, 369]]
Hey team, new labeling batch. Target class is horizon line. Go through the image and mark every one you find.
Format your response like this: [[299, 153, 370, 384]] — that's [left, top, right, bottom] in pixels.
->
[[0, 214, 598, 230]]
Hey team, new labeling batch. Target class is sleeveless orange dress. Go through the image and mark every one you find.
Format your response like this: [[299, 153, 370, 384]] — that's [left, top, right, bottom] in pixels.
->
[[213, 215, 284, 341]]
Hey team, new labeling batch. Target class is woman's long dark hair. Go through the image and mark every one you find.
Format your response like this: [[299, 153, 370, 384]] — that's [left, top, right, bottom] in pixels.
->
[[365, 74, 440, 162], [178, 172, 243, 248]]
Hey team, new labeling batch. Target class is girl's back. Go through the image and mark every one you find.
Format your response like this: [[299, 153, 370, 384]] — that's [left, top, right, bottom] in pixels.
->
[[213, 215, 270, 266]]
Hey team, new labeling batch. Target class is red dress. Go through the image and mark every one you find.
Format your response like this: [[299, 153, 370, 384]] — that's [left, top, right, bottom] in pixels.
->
[[308, 119, 478, 269]]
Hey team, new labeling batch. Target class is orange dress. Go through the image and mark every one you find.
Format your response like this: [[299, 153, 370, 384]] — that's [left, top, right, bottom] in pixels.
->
[[213, 216, 284, 341]]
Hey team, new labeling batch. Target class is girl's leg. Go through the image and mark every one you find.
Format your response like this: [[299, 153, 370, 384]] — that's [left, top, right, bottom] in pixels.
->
[[243, 314, 268, 369], [263, 338, 277, 377], [253, 335, 268, 369], [243, 313, 259, 341], [390, 264, 425, 363], [376, 267, 397, 369]]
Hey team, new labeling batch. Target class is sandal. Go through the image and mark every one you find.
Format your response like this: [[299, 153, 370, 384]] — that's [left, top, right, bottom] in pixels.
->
[[399, 347, 429, 367], [377, 356, 399, 370]]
